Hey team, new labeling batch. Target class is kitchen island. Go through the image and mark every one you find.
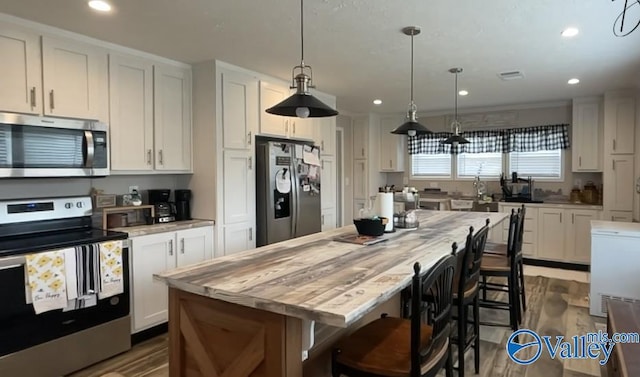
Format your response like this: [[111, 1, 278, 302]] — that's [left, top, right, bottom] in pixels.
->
[[155, 210, 508, 377]]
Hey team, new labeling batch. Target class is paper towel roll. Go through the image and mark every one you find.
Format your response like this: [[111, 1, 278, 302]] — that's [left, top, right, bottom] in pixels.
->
[[377, 192, 395, 232]]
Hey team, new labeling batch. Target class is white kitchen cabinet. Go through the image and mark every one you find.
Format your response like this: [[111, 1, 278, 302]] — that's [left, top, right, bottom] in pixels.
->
[[537, 208, 565, 261], [321, 208, 336, 231], [605, 91, 636, 155], [314, 118, 336, 155], [223, 150, 255, 225], [131, 232, 176, 332], [0, 25, 41, 115], [566, 209, 599, 263], [321, 156, 336, 210], [109, 54, 154, 171], [131, 227, 214, 333], [606, 210, 633, 222], [572, 97, 602, 172], [154, 64, 192, 171], [42, 36, 108, 121], [223, 222, 255, 255], [175, 227, 214, 267], [291, 118, 315, 141], [353, 159, 368, 200], [607, 154, 635, 211], [353, 118, 368, 159], [259, 81, 290, 138], [379, 117, 405, 172], [222, 71, 258, 150]]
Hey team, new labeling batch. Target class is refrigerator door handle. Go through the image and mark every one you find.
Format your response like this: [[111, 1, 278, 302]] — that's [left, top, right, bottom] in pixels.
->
[[291, 147, 298, 238]]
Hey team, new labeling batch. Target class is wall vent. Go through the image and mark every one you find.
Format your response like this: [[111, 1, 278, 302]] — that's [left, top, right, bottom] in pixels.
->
[[601, 294, 640, 314], [498, 70, 525, 80]]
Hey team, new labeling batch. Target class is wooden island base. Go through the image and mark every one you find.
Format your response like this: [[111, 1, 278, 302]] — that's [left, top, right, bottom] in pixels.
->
[[168, 288, 303, 377]]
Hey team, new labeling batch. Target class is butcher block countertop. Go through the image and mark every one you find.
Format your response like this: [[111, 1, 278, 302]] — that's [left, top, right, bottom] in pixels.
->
[[155, 210, 508, 328]]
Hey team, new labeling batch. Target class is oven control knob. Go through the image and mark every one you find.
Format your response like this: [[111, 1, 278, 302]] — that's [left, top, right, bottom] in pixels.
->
[[65, 202, 73, 209], [76, 202, 83, 208]]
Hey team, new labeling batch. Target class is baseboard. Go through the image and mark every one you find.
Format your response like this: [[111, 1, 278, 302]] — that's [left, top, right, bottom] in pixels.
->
[[131, 323, 168, 345], [523, 258, 590, 272]]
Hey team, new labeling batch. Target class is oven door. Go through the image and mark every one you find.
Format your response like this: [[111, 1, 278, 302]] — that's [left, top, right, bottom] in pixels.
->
[[0, 113, 109, 178], [0, 247, 129, 357]]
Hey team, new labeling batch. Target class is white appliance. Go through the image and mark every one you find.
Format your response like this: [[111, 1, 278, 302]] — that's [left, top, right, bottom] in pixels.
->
[[590, 220, 640, 317]]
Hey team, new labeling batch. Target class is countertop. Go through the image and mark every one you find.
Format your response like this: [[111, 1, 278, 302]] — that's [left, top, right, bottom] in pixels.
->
[[111, 219, 214, 237], [499, 201, 604, 210], [155, 210, 508, 328], [591, 220, 640, 237]]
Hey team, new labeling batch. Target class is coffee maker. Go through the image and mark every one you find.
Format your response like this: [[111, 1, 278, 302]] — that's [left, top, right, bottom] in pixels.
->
[[174, 189, 192, 221], [148, 189, 175, 223]]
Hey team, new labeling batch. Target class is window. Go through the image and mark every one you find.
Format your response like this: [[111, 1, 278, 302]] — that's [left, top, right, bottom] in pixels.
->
[[508, 149, 563, 180], [456, 152, 503, 179], [411, 154, 452, 178]]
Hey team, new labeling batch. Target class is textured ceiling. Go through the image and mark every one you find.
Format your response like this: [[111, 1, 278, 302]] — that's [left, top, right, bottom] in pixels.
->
[[1, 0, 639, 114]]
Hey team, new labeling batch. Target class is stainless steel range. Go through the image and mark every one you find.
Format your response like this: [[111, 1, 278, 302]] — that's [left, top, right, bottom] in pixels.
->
[[0, 196, 130, 377]]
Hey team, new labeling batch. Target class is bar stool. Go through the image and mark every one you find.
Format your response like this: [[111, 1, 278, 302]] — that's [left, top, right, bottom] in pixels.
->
[[478, 209, 522, 332], [331, 246, 458, 377], [452, 220, 490, 377], [483, 204, 527, 316]]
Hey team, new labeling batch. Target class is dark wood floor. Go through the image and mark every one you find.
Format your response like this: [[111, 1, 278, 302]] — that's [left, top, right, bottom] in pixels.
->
[[68, 276, 606, 377]]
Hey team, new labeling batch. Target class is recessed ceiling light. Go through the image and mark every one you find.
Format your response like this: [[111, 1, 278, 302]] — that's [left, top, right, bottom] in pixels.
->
[[568, 78, 580, 85], [561, 27, 579, 37], [88, 0, 112, 12], [373, 99, 382, 105], [458, 90, 469, 96]]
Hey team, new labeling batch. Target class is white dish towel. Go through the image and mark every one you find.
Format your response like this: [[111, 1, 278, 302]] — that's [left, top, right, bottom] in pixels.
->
[[98, 240, 124, 299], [26, 250, 68, 314]]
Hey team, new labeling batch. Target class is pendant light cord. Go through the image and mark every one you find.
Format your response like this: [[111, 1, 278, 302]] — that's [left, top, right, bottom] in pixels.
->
[[300, 0, 305, 67], [454, 71, 458, 122], [410, 33, 414, 103]]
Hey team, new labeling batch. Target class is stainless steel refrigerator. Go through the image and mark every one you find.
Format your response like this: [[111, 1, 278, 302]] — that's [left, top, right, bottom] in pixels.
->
[[256, 138, 321, 247]]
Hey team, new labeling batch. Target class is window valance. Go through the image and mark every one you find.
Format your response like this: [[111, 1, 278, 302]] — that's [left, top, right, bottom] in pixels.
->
[[407, 124, 570, 155]]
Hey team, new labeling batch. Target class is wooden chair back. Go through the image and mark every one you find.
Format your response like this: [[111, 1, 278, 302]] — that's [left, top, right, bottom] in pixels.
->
[[410, 245, 457, 377], [458, 219, 491, 298]]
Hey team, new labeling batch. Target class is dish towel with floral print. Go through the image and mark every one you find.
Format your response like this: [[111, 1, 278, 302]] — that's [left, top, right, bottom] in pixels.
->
[[98, 240, 124, 299], [26, 250, 68, 314]]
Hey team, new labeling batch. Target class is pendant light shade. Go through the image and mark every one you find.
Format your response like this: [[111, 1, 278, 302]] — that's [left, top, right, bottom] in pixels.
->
[[265, 0, 338, 118], [391, 26, 431, 136], [442, 67, 470, 145]]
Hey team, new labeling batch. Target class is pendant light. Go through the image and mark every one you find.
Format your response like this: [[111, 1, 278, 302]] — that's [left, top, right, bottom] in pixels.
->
[[442, 68, 470, 145], [391, 26, 431, 136], [265, 0, 338, 118]]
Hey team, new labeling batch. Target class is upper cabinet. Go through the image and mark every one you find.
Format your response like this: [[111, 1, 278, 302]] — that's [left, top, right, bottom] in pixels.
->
[[0, 23, 108, 121], [605, 91, 636, 155], [572, 97, 602, 172], [109, 54, 154, 171], [258, 80, 324, 142], [222, 70, 259, 150], [0, 25, 41, 115], [109, 55, 192, 173], [42, 36, 108, 121], [154, 64, 192, 171], [353, 118, 368, 159], [312, 91, 336, 155], [379, 116, 405, 172]]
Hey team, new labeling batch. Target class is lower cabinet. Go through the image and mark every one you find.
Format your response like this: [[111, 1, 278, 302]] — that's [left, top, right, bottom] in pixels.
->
[[321, 208, 336, 231], [222, 222, 255, 255], [130, 226, 214, 333], [499, 204, 600, 264]]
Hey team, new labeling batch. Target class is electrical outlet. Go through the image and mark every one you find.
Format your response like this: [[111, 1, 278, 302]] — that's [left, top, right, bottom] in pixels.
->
[[128, 185, 139, 194]]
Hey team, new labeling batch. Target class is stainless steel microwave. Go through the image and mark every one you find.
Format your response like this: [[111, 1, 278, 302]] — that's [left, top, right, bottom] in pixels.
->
[[0, 113, 109, 178]]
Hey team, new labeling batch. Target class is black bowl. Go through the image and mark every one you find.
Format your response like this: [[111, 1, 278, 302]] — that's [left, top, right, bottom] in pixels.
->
[[353, 217, 388, 236]]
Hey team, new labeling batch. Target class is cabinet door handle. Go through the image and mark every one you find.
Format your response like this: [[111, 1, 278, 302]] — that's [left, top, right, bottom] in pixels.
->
[[579, 156, 582, 167], [389, 159, 392, 168], [322, 214, 325, 225], [321, 140, 325, 151], [321, 160, 324, 170], [168, 239, 173, 256], [361, 148, 365, 157], [30, 87, 36, 108], [612, 160, 615, 170], [560, 213, 562, 223], [247, 131, 252, 145], [147, 149, 152, 165], [49, 90, 55, 110], [248, 156, 252, 169], [248, 228, 253, 241], [293, 122, 296, 135], [159, 150, 164, 165], [180, 238, 185, 254], [572, 213, 575, 224], [285, 121, 289, 134], [613, 139, 616, 151]]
